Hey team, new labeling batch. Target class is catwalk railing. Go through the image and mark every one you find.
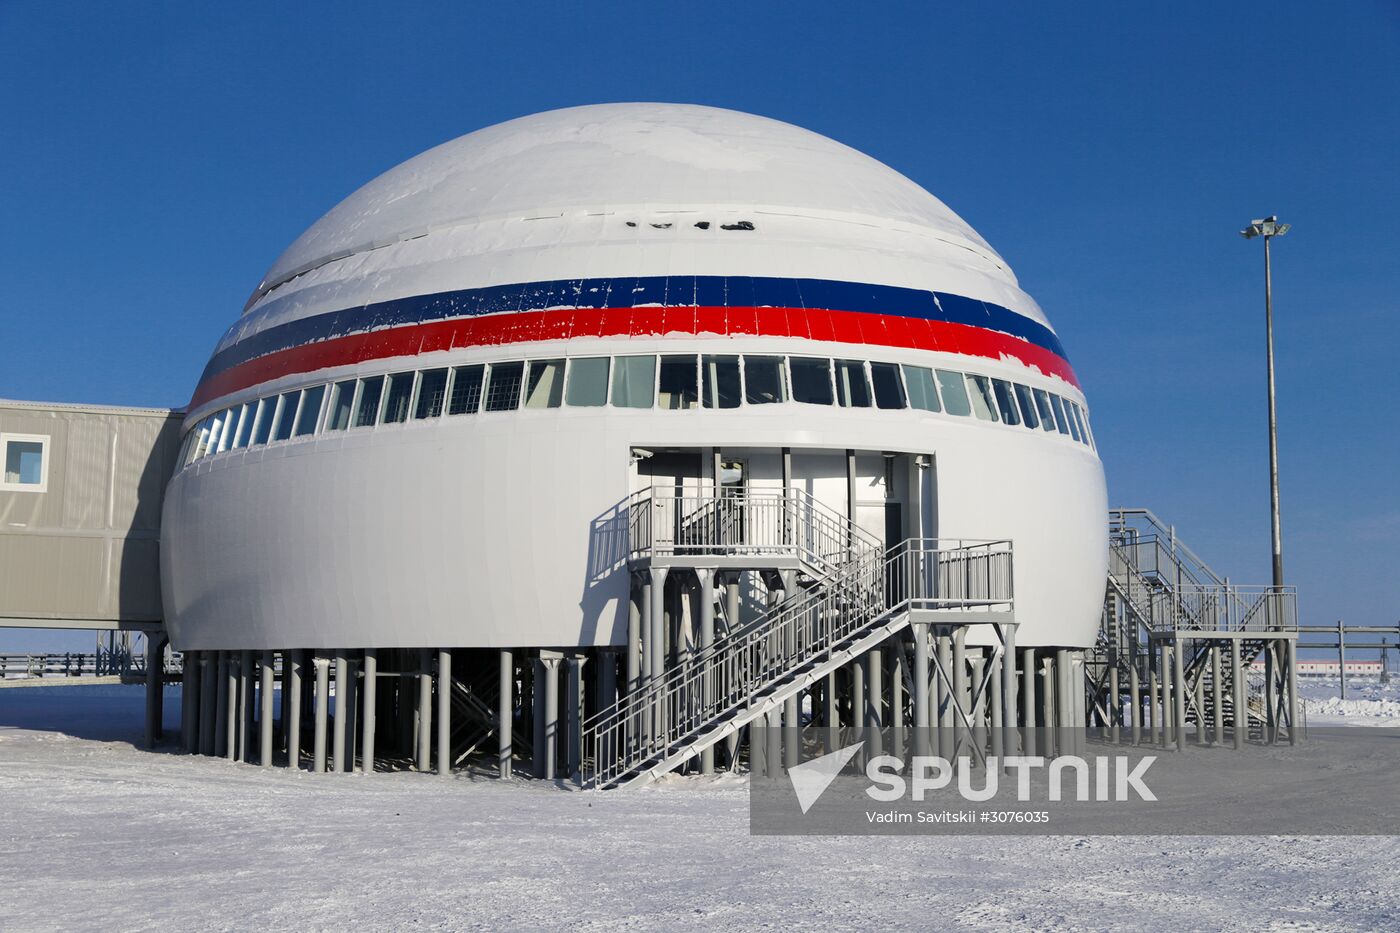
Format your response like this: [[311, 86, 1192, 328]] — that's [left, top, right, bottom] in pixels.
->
[[627, 487, 882, 574], [0, 650, 181, 680], [581, 536, 1013, 789]]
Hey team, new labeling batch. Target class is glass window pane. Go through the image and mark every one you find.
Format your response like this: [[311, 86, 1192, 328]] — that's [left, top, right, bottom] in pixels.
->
[[702, 355, 741, 409], [1049, 394, 1071, 434], [295, 385, 325, 436], [326, 380, 356, 431], [414, 369, 449, 419], [485, 361, 524, 412], [901, 365, 940, 412], [611, 356, 656, 409], [1033, 389, 1058, 432], [743, 356, 786, 404], [190, 417, 212, 460], [790, 358, 834, 405], [1078, 407, 1096, 448], [990, 379, 1021, 425], [212, 409, 234, 453], [5, 440, 44, 484], [1013, 384, 1040, 429], [177, 431, 196, 468], [354, 376, 384, 427], [525, 359, 565, 409], [965, 375, 999, 422], [447, 365, 484, 415], [834, 360, 872, 407], [936, 370, 971, 416], [1059, 396, 1082, 441], [658, 355, 698, 410], [1068, 402, 1087, 444], [382, 372, 415, 424], [565, 357, 609, 407], [869, 362, 907, 409], [273, 391, 300, 441], [232, 402, 256, 448], [252, 399, 275, 445]]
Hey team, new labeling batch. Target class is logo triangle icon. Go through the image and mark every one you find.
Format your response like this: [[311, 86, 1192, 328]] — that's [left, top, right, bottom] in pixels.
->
[[787, 741, 865, 814]]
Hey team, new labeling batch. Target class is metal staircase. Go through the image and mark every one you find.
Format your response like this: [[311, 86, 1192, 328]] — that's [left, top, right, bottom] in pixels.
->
[[582, 487, 1014, 789]]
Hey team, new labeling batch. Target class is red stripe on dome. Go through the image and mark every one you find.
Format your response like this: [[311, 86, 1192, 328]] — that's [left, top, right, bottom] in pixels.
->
[[189, 306, 1080, 410]]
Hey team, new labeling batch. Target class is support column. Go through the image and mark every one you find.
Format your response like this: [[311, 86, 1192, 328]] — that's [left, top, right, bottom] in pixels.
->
[[990, 650, 1004, 761], [951, 631, 967, 757], [539, 656, 560, 780], [1148, 653, 1161, 746], [312, 655, 329, 773], [1286, 638, 1299, 746], [181, 650, 200, 754], [287, 650, 302, 769], [437, 649, 452, 776], [225, 653, 239, 762], [626, 576, 641, 696], [361, 649, 377, 774], [913, 625, 930, 758], [1040, 656, 1056, 757], [866, 646, 883, 764], [1172, 637, 1187, 753], [238, 649, 253, 763], [564, 654, 584, 779], [499, 649, 514, 779], [890, 642, 906, 761], [1021, 647, 1036, 758], [1002, 625, 1017, 760], [260, 652, 275, 767], [1211, 645, 1223, 745], [331, 651, 348, 772], [1231, 638, 1244, 750], [214, 651, 230, 758], [417, 648, 432, 772], [851, 656, 865, 767], [1129, 660, 1142, 746], [824, 671, 839, 752], [143, 634, 167, 749], [936, 631, 953, 759], [696, 569, 715, 775], [199, 653, 216, 756]]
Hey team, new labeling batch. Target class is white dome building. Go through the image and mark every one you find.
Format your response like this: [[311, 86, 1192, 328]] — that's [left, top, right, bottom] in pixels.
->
[[161, 104, 1106, 783]]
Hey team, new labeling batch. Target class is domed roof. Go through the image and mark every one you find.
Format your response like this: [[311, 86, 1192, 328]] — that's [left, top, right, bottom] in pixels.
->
[[255, 103, 1004, 303]]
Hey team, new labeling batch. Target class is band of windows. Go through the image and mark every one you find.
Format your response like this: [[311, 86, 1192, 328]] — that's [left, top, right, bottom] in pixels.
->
[[177, 354, 1096, 469]]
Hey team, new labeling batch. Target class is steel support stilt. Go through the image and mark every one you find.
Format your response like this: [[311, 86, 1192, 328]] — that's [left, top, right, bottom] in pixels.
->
[[499, 648, 513, 779], [143, 634, 167, 749], [199, 654, 216, 756], [1286, 638, 1300, 746], [913, 625, 930, 759], [417, 648, 432, 772], [361, 649, 377, 774], [180, 650, 199, 754], [1172, 638, 1187, 753], [437, 649, 452, 776], [1001, 625, 1017, 761], [260, 652, 274, 766], [239, 649, 253, 763], [287, 650, 302, 769], [1020, 647, 1036, 758], [312, 656, 329, 773], [697, 569, 715, 775], [225, 653, 239, 761], [540, 656, 559, 780], [1231, 638, 1244, 749], [213, 651, 229, 758]]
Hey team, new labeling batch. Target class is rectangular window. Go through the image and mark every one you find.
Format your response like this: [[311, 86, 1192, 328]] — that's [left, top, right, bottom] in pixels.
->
[[990, 379, 1021, 425], [525, 359, 565, 408], [1059, 396, 1082, 441], [211, 409, 234, 453], [252, 398, 275, 445], [414, 369, 449, 419], [902, 365, 941, 412], [743, 356, 786, 404], [485, 361, 524, 412], [2, 434, 48, 491], [447, 365, 485, 415], [326, 380, 356, 431], [295, 385, 325, 436], [565, 357, 609, 407], [834, 360, 872, 408], [657, 355, 698, 410], [611, 356, 656, 409], [1013, 383, 1040, 429], [1068, 402, 1088, 444], [354, 376, 385, 427], [869, 362, 907, 409], [273, 391, 301, 441], [1078, 407, 1096, 448], [1032, 388, 1058, 432], [701, 355, 741, 409], [177, 430, 197, 468], [382, 372, 415, 424], [232, 402, 257, 448], [189, 417, 213, 461], [790, 357, 834, 405], [936, 370, 971, 416], [1049, 394, 1071, 435], [965, 375, 1000, 422]]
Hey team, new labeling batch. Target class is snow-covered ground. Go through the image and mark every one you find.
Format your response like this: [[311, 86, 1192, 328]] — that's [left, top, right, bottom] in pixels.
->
[[1299, 676, 1400, 726], [2, 685, 1399, 932]]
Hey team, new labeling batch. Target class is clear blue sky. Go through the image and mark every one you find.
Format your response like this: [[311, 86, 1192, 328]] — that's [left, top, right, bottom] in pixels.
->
[[2, 2, 1396, 652]]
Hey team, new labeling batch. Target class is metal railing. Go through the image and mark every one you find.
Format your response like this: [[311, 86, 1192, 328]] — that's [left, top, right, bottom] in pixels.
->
[[1109, 508, 1226, 589], [581, 536, 1013, 788], [0, 650, 181, 680], [1110, 546, 1297, 635], [627, 487, 882, 573]]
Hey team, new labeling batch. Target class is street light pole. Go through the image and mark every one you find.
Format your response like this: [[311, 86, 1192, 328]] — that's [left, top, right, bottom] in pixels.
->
[[1241, 216, 1291, 588]]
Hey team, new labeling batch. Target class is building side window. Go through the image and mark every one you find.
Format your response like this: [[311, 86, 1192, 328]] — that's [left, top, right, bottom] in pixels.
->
[[935, 370, 970, 416], [965, 375, 999, 422], [484, 361, 525, 412], [701, 355, 741, 409], [1032, 388, 1058, 433], [326, 380, 356, 431], [447, 365, 485, 415], [565, 357, 609, 407], [1013, 383, 1040, 430], [525, 359, 565, 409], [990, 379, 1021, 426], [414, 369, 449, 419], [834, 360, 872, 408], [870, 362, 907, 409], [903, 365, 940, 412], [232, 401, 257, 448], [272, 391, 301, 441], [382, 372, 415, 424], [2, 434, 49, 492], [657, 355, 699, 410], [295, 385, 326, 436], [742, 356, 786, 404], [790, 357, 834, 405], [611, 356, 656, 409], [354, 376, 385, 427], [1048, 394, 1071, 435]]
